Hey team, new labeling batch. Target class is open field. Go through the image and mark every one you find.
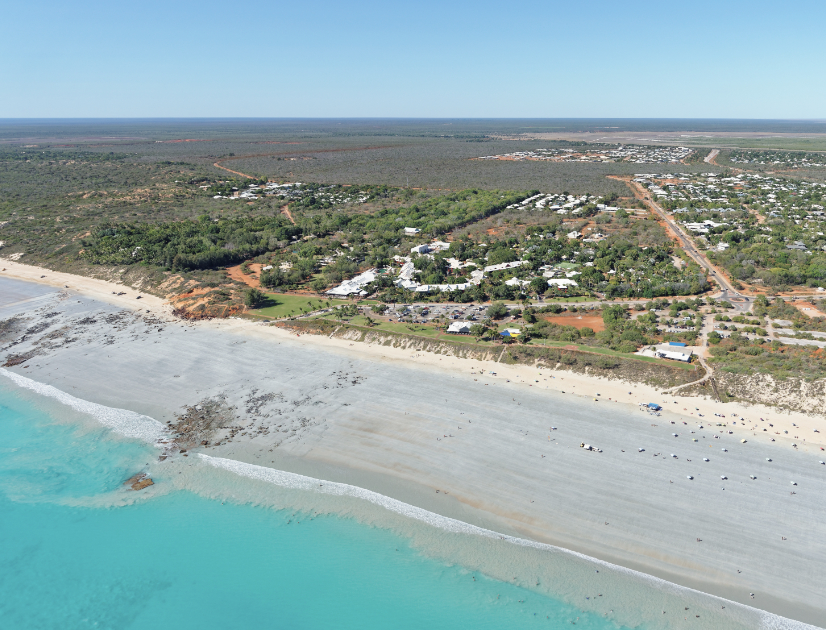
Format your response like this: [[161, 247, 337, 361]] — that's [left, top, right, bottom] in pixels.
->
[[543, 313, 606, 331], [248, 293, 350, 319]]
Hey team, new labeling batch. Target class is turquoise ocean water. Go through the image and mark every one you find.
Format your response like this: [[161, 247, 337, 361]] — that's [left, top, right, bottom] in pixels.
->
[[0, 374, 791, 630]]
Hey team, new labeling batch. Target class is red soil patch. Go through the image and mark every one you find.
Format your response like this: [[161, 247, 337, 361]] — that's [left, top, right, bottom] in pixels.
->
[[213, 162, 255, 179], [542, 314, 605, 332], [227, 263, 263, 288], [281, 206, 296, 225]]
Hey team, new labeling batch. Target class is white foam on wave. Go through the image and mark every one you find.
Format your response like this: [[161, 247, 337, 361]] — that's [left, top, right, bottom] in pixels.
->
[[0, 368, 167, 444], [199, 453, 820, 630]]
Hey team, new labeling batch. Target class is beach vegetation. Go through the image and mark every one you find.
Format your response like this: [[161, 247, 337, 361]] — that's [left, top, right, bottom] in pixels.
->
[[244, 287, 267, 308]]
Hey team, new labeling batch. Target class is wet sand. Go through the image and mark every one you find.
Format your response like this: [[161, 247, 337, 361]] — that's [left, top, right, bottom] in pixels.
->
[[1, 271, 825, 626]]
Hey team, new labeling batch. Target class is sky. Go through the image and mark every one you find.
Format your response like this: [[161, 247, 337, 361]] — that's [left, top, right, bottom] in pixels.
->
[[2, 0, 825, 119]]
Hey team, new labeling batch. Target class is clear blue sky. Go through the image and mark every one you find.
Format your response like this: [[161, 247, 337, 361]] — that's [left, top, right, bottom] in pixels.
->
[[3, 0, 824, 118]]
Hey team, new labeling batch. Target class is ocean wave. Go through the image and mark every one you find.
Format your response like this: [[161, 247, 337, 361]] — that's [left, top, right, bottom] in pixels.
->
[[0, 368, 167, 444], [198, 454, 820, 630]]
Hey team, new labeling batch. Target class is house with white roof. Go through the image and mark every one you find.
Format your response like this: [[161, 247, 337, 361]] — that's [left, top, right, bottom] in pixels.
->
[[484, 260, 528, 273], [447, 321, 472, 334], [327, 270, 378, 296], [547, 279, 578, 289]]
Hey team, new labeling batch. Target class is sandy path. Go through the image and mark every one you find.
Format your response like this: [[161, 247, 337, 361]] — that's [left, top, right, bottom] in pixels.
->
[[212, 161, 255, 179], [281, 205, 296, 225]]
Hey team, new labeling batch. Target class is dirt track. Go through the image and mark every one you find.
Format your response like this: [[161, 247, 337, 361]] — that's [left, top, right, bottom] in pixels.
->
[[212, 161, 255, 179], [281, 206, 296, 225]]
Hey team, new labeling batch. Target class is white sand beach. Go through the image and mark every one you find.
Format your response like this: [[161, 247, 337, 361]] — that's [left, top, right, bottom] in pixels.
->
[[2, 264, 825, 626]]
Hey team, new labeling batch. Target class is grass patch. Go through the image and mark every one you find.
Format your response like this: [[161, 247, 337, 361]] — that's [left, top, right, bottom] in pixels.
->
[[249, 293, 351, 319], [314, 314, 696, 370], [320, 315, 446, 338], [527, 338, 697, 370]]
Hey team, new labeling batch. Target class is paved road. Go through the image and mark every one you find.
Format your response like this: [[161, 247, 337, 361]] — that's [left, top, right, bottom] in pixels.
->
[[624, 179, 753, 313]]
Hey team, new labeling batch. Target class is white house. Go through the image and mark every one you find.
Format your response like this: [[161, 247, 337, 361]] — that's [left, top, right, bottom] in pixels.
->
[[656, 350, 693, 362], [683, 220, 726, 234], [547, 278, 578, 289], [484, 260, 528, 273], [416, 283, 472, 293], [410, 244, 431, 254], [403, 227, 421, 235], [447, 321, 472, 334], [326, 269, 377, 296], [397, 261, 416, 281], [469, 269, 486, 284]]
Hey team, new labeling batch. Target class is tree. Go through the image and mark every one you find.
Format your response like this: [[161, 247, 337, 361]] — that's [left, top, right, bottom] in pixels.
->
[[602, 304, 628, 330], [487, 301, 508, 319], [530, 276, 548, 296], [310, 277, 327, 294], [244, 287, 266, 308]]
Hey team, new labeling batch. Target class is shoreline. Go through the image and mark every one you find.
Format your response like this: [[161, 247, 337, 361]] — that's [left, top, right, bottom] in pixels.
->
[[3, 257, 821, 449], [265, 320, 826, 450], [0, 370, 821, 629], [2, 263, 825, 626]]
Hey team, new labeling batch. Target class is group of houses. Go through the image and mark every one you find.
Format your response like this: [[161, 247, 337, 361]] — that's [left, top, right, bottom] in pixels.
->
[[325, 237, 583, 297], [474, 145, 692, 164]]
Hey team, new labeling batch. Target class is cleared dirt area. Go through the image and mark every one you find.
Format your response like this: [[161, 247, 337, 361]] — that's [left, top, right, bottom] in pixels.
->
[[227, 263, 263, 288], [791, 301, 826, 316], [542, 313, 605, 332]]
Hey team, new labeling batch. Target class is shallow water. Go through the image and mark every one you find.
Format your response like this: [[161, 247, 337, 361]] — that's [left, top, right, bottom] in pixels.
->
[[0, 374, 813, 630]]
